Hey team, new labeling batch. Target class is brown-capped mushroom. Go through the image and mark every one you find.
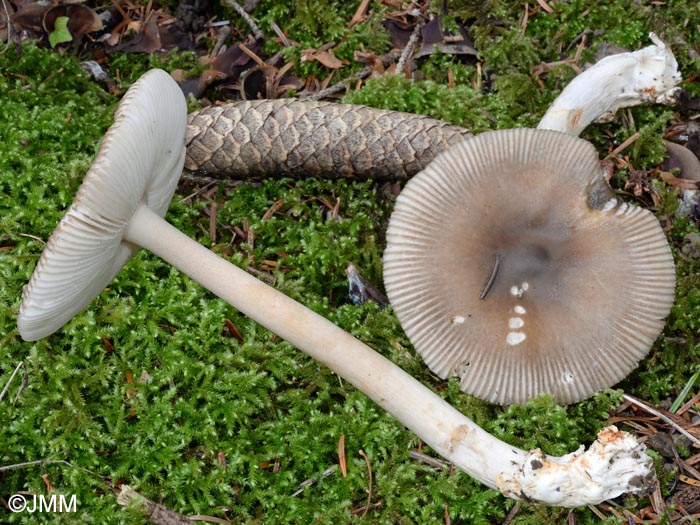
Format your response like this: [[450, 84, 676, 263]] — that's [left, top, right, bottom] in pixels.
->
[[383, 128, 676, 405]]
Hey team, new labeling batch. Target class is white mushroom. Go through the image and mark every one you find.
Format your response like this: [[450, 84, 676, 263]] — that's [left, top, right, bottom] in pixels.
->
[[18, 69, 655, 506], [538, 33, 681, 135]]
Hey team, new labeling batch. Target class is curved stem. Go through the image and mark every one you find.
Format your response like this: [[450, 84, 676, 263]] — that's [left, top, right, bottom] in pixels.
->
[[538, 33, 680, 135], [124, 203, 654, 506]]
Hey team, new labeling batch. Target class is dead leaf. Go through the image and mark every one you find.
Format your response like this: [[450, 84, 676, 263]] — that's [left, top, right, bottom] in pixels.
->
[[195, 68, 227, 98], [301, 48, 344, 69], [43, 4, 102, 40], [108, 17, 161, 54], [415, 15, 477, 60], [663, 140, 700, 183], [382, 18, 414, 50], [659, 170, 700, 191], [354, 50, 386, 76], [12, 1, 52, 32], [212, 39, 262, 73], [348, 0, 371, 28]]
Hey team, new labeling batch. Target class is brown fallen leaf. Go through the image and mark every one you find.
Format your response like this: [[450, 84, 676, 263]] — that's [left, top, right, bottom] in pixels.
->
[[659, 170, 700, 191], [108, 17, 161, 54], [301, 48, 344, 69], [12, 1, 52, 32], [663, 140, 700, 183], [43, 4, 102, 40]]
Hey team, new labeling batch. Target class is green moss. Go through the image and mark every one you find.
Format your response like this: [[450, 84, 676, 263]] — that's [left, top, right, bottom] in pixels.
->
[[108, 49, 202, 87], [343, 75, 496, 131], [235, 0, 391, 82]]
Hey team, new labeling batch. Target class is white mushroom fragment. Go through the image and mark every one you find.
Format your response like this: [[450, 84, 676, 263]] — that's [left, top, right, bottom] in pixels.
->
[[19, 70, 656, 506], [538, 33, 681, 135], [384, 128, 676, 405]]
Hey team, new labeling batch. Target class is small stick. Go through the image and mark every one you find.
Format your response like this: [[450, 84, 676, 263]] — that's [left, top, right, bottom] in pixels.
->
[[502, 502, 521, 525], [221, 0, 264, 41], [210, 25, 232, 57], [479, 254, 502, 300], [0, 361, 24, 403], [409, 450, 449, 470], [0, 458, 72, 473], [395, 21, 422, 76], [622, 394, 700, 448], [291, 464, 338, 497], [603, 132, 640, 161], [300, 52, 401, 100], [116, 485, 195, 525]]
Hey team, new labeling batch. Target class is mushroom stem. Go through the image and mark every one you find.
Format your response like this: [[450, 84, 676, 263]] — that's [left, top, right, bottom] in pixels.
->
[[538, 33, 680, 135], [124, 203, 654, 506]]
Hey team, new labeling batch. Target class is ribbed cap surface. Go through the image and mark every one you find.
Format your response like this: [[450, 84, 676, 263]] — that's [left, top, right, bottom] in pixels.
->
[[18, 69, 187, 341], [384, 128, 675, 405]]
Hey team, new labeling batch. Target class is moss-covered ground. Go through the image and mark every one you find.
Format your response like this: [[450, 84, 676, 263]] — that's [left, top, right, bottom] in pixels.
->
[[1, 1, 700, 523]]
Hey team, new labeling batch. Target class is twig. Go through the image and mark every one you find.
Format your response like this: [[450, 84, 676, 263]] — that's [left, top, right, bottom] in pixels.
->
[[117, 485, 195, 525], [603, 132, 640, 161], [210, 25, 232, 57], [348, 0, 371, 28], [0, 458, 72, 473], [221, 0, 264, 41], [290, 464, 338, 497], [0, 361, 24, 403], [395, 21, 423, 76], [502, 502, 521, 525], [409, 450, 449, 470], [269, 20, 290, 47], [622, 394, 700, 448], [358, 449, 372, 518], [299, 51, 401, 100], [586, 504, 608, 520]]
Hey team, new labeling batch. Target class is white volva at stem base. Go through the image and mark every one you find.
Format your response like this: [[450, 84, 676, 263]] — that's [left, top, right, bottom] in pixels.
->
[[538, 33, 680, 135], [124, 203, 654, 506]]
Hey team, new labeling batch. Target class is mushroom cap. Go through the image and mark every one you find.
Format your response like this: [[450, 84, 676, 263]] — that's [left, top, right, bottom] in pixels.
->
[[18, 69, 187, 341], [383, 128, 676, 405]]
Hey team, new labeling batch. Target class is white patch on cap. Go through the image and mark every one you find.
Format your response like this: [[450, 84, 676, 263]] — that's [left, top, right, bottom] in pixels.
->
[[507, 332, 526, 346], [510, 282, 530, 299], [601, 198, 617, 212], [509, 317, 525, 329], [451, 315, 465, 324], [614, 203, 629, 216], [563, 372, 574, 384], [514, 305, 526, 315]]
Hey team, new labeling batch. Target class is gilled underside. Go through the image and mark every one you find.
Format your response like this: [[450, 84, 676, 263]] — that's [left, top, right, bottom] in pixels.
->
[[384, 129, 676, 405]]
